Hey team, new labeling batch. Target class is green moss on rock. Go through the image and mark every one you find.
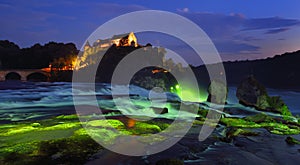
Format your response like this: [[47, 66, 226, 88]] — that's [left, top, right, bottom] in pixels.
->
[[220, 118, 260, 128], [285, 136, 300, 145], [221, 115, 300, 135], [226, 127, 259, 138], [244, 113, 275, 123], [0, 115, 173, 164], [236, 76, 292, 116], [55, 114, 79, 120], [37, 135, 103, 164], [130, 122, 161, 135]]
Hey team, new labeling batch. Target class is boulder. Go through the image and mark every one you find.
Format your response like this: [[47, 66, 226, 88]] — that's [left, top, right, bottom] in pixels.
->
[[152, 107, 168, 114], [207, 80, 228, 104], [236, 75, 268, 108], [285, 136, 300, 145], [236, 76, 292, 116]]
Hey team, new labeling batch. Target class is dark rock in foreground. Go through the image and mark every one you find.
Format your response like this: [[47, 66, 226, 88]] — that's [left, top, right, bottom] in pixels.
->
[[87, 125, 300, 165]]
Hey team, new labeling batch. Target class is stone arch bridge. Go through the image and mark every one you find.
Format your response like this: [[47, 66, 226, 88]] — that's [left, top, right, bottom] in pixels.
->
[[0, 69, 51, 81]]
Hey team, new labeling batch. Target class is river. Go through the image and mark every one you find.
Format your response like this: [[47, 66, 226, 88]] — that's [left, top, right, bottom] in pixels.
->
[[0, 81, 299, 123]]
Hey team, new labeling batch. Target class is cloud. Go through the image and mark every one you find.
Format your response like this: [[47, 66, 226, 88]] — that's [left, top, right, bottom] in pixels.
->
[[179, 12, 300, 38], [0, 1, 148, 47], [177, 7, 189, 13], [177, 12, 258, 57], [1, 1, 300, 62], [0, 3, 13, 9], [236, 35, 261, 42], [179, 12, 244, 39], [242, 17, 300, 31], [90, 3, 147, 18], [265, 28, 290, 34], [175, 11, 300, 61], [0, 1, 83, 47], [214, 40, 260, 55]]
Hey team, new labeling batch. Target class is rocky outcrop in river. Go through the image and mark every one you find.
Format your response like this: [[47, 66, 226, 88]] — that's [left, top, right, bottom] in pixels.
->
[[236, 75, 292, 116], [206, 80, 228, 104]]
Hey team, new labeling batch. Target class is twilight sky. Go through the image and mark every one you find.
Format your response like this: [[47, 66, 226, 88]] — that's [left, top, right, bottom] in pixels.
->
[[1, 0, 300, 64]]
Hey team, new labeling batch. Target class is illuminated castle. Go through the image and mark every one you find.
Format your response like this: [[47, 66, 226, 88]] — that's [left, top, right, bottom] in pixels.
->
[[77, 32, 138, 69], [84, 32, 138, 50]]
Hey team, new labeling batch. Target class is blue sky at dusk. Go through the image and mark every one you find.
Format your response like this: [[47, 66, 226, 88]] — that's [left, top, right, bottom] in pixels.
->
[[0, 0, 300, 64]]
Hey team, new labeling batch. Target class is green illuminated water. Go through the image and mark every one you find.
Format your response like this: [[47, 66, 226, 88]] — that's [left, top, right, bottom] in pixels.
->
[[170, 84, 207, 102]]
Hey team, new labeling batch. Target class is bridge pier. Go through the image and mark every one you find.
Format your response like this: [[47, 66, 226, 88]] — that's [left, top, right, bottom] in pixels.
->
[[0, 74, 5, 81], [21, 76, 26, 81]]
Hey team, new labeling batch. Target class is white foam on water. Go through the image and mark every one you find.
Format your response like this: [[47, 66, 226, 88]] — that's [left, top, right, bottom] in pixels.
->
[[1, 82, 299, 122]]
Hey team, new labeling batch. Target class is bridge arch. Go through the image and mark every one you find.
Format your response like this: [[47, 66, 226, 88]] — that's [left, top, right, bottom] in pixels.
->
[[5, 72, 21, 80], [0, 69, 51, 81], [26, 72, 48, 81]]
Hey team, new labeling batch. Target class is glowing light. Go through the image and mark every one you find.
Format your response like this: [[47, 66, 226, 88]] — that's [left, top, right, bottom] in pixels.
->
[[126, 118, 136, 128], [169, 84, 207, 102], [180, 90, 206, 102]]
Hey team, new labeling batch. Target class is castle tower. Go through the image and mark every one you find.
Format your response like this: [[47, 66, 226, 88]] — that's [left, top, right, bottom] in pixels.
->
[[84, 40, 91, 51]]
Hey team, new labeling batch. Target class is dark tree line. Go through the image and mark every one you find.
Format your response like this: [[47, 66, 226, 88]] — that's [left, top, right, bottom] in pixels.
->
[[0, 40, 78, 69], [193, 50, 300, 89]]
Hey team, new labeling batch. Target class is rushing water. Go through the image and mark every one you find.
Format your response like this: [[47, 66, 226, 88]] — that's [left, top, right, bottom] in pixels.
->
[[0, 81, 299, 122], [0, 81, 184, 122]]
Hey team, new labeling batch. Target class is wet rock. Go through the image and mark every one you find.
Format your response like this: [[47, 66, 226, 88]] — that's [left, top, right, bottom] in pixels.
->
[[132, 76, 167, 90], [207, 80, 228, 104], [220, 127, 260, 143], [226, 127, 242, 139], [236, 75, 268, 108], [51, 153, 62, 160], [152, 107, 168, 114], [236, 75, 292, 116], [156, 158, 183, 165], [285, 136, 300, 145], [244, 113, 275, 123], [267, 96, 292, 116], [197, 107, 209, 118], [31, 122, 41, 127], [223, 107, 258, 116]]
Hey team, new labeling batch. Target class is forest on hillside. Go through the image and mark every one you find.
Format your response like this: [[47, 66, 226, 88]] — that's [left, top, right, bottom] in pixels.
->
[[1, 40, 299, 89], [193, 50, 300, 89], [0, 40, 78, 69]]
